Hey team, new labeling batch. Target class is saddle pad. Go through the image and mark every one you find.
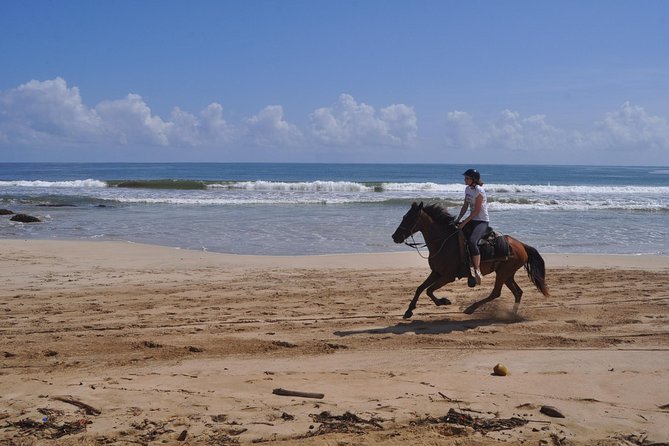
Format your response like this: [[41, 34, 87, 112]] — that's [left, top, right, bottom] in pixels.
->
[[479, 235, 510, 261]]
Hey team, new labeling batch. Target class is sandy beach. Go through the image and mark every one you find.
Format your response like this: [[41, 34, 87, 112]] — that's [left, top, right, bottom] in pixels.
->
[[1, 239, 668, 445]]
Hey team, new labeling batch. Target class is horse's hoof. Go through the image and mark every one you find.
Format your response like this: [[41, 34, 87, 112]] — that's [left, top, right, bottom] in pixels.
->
[[437, 298, 451, 306], [463, 304, 477, 315], [403, 310, 413, 319]]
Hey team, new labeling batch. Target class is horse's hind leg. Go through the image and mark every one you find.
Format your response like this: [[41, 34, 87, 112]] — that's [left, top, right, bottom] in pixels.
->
[[505, 276, 523, 314], [463, 273, 504, 315], [404, 270, 440, 319]]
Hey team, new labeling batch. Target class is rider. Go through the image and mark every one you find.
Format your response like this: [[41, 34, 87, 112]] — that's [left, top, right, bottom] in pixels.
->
[[456, 169, 489, 285]]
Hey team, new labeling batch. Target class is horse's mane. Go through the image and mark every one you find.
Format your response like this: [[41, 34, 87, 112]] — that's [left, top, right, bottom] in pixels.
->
[[422, 203, 456, 226]]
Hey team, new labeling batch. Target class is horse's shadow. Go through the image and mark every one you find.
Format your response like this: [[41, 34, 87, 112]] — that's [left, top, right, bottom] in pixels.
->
[[334, 316, 522, 337]]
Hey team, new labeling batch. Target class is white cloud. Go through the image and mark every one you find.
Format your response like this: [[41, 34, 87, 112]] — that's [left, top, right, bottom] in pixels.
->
[[0, 78, 308, 152], [2, 78, 668, 163], [0, 79, 238, 150], [444, 110, 486, 149], [242, 105, 303, 147], [380, 104, 418, 142], [198, 103, 234, 143], [593, 102, 669, 151], [488, 110, 569, 151], [95, 94, 171, 145], [0, 77, 102, 145], [309, 94, 417, 146], [166, 104, 235, 147], [445, 109, 572, 151], [444, 104, 669, 159]]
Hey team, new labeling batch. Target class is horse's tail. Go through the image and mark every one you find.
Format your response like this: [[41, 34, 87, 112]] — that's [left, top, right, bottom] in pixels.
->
[[522, 243, 550, 296]]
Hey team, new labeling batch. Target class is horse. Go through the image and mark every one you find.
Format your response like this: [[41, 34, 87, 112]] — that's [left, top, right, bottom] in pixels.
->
[[391, 202, 549, 318]]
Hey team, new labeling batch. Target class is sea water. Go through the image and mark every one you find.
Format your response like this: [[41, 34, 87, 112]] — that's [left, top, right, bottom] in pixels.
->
[[1, 163, 667, 255]]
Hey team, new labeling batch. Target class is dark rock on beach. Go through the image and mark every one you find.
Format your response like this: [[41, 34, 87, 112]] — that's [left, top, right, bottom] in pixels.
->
[[0, 209, 15, 215], [10, 214, 41, 223], [540, 405, 565, 418]]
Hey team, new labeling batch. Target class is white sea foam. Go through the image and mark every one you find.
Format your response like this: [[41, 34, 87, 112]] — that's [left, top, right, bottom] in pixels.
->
[[4, 178, 669, 196], [3, 179, 667, 211], [206, 180, 669, 195], [209, 181, 374, 192], [484, 184, 669, 195], [104, 195, 669, 210], [0, 179, 107, 188], [113, 196, 385, 205], [382, 182, 460, 192]]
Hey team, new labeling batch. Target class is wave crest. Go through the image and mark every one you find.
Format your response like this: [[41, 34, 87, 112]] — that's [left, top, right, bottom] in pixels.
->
[[210, 181, 375, 192], [0, 179, 107, 188]]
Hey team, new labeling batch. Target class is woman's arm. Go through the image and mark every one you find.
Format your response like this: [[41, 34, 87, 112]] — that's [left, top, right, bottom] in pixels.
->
[[458, 194, 483, 229], [457, 200, 469, 222]]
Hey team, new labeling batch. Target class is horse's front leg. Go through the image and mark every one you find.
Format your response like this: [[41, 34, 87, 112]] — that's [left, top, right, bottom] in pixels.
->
[[404, 270, 440, 319], [426, 275, 455, 306]]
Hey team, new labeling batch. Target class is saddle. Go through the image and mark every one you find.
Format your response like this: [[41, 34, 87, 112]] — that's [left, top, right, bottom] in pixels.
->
[[477, 227, 510, 261]]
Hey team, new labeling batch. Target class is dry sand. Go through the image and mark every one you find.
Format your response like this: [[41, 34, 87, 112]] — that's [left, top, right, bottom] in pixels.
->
[[1, 239, 668, 445]]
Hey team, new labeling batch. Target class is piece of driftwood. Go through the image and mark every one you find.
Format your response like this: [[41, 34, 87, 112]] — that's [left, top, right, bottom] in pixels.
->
[[51, 396, 101, 415], [272, 388, 324, 399]]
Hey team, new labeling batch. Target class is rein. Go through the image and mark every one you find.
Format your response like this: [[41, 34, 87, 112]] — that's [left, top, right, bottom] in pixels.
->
[[404, 227, 460, 260]]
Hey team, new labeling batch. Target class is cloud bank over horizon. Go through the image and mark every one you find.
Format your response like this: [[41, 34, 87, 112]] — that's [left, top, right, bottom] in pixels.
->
[[1, 78, 668, 164]]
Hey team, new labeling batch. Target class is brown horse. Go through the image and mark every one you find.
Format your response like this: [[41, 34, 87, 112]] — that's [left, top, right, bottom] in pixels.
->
[[392, 202, 549, 318]]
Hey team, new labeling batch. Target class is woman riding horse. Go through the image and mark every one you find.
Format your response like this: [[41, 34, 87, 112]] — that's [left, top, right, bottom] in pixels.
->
[[392, 202, 549, 318]]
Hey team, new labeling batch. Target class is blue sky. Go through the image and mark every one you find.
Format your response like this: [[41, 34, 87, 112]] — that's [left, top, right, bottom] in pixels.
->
[[1, 0, 668, 164]]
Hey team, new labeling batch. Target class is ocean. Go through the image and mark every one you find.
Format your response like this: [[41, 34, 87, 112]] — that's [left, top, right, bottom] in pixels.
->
[[1, 163, 668, 256]]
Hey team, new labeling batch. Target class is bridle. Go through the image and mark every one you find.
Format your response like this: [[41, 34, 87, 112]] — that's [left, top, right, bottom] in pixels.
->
[[399, 211, 461, 260]]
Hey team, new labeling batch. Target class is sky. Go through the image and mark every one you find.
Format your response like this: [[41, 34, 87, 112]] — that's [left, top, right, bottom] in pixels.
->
[[1, 0, 668, 165]]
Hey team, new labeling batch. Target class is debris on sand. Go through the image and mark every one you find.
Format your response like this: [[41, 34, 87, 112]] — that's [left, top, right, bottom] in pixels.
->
[[5, 417, 91, 439], [308, 411, 384, 435], [422, 408, 529, 433], [130, 418, 174, 442]]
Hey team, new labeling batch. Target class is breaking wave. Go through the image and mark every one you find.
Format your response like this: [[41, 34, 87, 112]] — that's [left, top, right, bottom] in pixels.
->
[[0, 179, 107, 188]]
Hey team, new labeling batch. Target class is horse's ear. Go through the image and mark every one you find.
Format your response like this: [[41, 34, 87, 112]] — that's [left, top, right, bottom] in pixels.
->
[[418, 201, 424, 210]]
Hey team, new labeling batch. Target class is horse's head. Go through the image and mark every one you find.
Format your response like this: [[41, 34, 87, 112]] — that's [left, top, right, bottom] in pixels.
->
[[392, 202, 424, 243]]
